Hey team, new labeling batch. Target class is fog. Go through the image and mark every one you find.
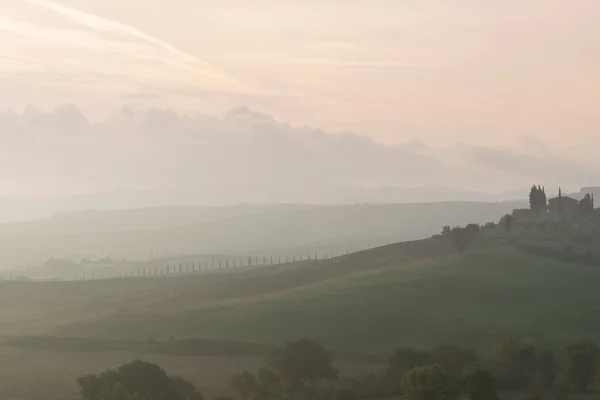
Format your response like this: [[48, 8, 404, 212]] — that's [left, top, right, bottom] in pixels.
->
[[0, 105, 597, 215]]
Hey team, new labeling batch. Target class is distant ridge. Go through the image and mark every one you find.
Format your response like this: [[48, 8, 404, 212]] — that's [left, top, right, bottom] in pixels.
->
[[0, 201, 525, 266], [0, 183, 526, 223]]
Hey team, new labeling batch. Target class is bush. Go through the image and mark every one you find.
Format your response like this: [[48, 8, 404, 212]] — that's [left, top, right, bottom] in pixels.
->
[[77, 360, 203, 400]]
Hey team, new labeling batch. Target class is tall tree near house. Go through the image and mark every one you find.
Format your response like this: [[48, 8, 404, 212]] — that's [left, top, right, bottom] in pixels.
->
[[529, 185, 536, 211], [529, 185, 547, 214]]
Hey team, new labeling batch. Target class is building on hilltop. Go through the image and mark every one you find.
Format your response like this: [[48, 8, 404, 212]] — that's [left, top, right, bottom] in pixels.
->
[[548, 196, 579, 214], [548, 188, 585, 214]]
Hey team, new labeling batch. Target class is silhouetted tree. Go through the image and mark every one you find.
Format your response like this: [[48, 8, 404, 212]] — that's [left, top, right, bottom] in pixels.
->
[[77, 360, 203, 400], [266, 338, 338, 392], [529, 185, 547, 214], [529, 185, 538, 211]]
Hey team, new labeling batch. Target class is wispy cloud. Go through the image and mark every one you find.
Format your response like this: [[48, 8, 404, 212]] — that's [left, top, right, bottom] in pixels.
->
[[0, 0, 270, 95], [23, 0, 205, 65], [21, 0, 227, 81]]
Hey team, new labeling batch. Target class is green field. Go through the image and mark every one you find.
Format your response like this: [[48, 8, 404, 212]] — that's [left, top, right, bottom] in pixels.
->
[[192, 251, 600, 352], [3, 240, 600, 399], [46, 249, 600, 353]]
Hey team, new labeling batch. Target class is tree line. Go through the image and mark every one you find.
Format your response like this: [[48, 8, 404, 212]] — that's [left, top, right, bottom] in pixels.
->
[[440, 223, 481, 254], [78, 336, 600, 400]]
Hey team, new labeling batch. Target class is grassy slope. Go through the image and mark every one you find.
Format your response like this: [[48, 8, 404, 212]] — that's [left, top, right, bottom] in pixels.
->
[[0, 238, 456, 334], [50, 250, 600, 353], [188, 251, 600, 352]]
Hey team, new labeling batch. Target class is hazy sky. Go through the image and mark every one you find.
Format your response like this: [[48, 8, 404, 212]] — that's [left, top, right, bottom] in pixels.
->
[[1, 0, 599, 196]]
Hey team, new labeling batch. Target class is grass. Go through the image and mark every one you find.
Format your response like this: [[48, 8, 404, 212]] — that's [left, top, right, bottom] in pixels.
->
[[0, 237, 459, 335], [4, 241, 600, 399], [49, 250, 600, 353]]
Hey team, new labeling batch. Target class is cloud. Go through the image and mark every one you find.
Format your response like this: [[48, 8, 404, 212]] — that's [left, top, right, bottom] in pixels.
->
[[0, 104, 597, 198], [23, 0, 204, 64], [0, 105, 445, 195], [0, 1, 267, 96], [455, 144, 600, 188], [21, 0, 229, 81]]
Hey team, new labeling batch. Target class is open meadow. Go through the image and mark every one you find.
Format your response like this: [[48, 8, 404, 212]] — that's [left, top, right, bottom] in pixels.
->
[[1, 236, 600, 398]]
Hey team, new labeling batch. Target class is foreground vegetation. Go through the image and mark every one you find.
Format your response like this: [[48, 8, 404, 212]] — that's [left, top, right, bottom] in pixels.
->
[[78, 336, 600, 400]]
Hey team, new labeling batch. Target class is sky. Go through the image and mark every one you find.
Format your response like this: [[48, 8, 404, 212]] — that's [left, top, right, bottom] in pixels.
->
[[0, 0, 599, 197]]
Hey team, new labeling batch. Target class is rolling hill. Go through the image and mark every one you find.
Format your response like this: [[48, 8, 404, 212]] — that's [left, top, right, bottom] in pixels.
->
[[45, 250, 600, 353], [3, 237, 600, 354]]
